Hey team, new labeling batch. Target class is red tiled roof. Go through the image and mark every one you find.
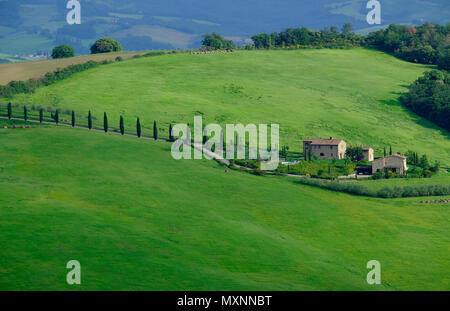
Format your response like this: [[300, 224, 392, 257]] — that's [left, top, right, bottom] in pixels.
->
[[304, 139, 344, 146], [389, 154, 407, 159]]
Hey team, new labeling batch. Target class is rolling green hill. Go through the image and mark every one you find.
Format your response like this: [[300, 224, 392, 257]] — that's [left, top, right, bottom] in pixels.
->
[[6, 48, 450, 165], [0, 118, 448, 290]]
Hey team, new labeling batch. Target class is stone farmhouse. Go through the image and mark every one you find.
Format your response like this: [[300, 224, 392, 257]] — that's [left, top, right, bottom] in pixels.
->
[[303, 138, 347, 160], [302, 138, 408, 176], [372, 154, 409, 175]]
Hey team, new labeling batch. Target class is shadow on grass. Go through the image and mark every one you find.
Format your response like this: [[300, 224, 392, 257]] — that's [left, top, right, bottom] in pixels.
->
[[379, 98, 450, 140]]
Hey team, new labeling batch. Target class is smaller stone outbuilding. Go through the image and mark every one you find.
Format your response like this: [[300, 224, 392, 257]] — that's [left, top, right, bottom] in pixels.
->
[[372, 154, 408, 175], [362, 147, 374, 162]]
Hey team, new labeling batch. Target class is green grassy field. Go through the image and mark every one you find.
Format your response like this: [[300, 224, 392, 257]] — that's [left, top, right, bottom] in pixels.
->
[[0, 119, 449, 290], [6, 48, 449, 166]]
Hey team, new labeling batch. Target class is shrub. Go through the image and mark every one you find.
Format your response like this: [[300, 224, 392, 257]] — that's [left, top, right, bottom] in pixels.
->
[[372, 172, 383, 180], [252, 168, 267, 176], [423, 170, 433, 178], [90, 37, 122, 54], [51, 44, 75, 59]]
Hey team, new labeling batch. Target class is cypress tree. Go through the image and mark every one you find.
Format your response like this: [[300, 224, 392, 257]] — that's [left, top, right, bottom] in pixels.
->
[[136, 117, 141, 138], [186, 123, 190, 143], [88, 111, 92, 129], [120, 116, 124, 135], [389, 145, 392, 156], [169, 124, 173, 141], [153, 121, 157, 140], [24, 106, 27, 121], [55, 109, 59, 124], [202, 128, 207, 145], [7, 102, 12, 119], [103, 112, 108, 133], [39, 108, 43, 123]]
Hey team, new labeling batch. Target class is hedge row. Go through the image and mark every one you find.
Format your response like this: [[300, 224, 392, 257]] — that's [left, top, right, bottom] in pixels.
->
[[298, 178, 450, 198], [0, 60, 106, 97]]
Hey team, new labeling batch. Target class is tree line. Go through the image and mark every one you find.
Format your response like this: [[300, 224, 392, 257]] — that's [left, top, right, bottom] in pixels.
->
[[250, 23, 363, 49], [367, 22, 450, 70], [400, 70, 449, 131]]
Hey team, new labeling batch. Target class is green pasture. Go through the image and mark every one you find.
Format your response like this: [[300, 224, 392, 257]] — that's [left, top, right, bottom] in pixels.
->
[[0, 119, 448, 290]]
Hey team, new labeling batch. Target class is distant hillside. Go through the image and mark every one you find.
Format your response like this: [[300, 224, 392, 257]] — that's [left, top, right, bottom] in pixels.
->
[[0, 0, 448, 58], [5, 48, 449, 165]]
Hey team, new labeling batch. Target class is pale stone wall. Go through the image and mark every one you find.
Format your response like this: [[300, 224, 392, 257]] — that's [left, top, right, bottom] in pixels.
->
[[372, 155, 408, 175], [303, 141, 347, 160], [363, 148, 374, 162]]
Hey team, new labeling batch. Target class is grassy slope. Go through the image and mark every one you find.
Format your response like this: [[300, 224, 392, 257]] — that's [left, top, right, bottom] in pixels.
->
[[0, 120, 448, 290], [0, 51, 150, 85], [8, 48, 450, 165]]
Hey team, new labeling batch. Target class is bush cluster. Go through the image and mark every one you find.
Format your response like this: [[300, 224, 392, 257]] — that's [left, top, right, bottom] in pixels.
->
[[376, 184, 450, 198], [299, 178, 376, 196], [299, 178, 450, 198]]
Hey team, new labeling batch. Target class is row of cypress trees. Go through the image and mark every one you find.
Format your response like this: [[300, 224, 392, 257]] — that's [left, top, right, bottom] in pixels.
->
[[4, 103, 175, 141]]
